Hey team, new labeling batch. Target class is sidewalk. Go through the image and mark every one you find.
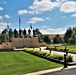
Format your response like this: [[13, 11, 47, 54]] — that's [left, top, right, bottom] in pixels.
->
[[22, 65, 76, 75]]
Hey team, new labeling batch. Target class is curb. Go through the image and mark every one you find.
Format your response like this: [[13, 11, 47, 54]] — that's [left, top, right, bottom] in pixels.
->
[[22, 66, 76, 75]]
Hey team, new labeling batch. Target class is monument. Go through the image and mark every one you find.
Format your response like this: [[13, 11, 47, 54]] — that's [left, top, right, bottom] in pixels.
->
[[12, 23, 46, 48]]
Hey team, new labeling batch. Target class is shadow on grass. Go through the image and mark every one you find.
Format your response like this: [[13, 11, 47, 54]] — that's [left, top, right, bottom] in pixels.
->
[[0, 49, 23, 52]]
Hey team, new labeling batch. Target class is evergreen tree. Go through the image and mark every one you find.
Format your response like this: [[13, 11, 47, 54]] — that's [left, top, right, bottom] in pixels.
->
[[14, 29, 18, 38], [23, 29, 27, 37], [43, 35, 51, 43], [53, 34, 61, 44], [64, 27, 73, 43], [19, 29, 23, 38]]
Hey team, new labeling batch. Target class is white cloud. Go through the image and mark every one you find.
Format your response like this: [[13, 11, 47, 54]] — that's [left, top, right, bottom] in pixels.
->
[[0, 7, 3, 11], [61, 16, 68, 19], [0, 16, 3, 20], [18, 9, 28, 15], [18, 0, 69, 15], [56, 0, 68, 2], [0, 22, 11, 30], [42, 26, 49, 28], [40, 27, 67, 34], [29, 0, 60, 14], [0, 22, 8, 29], [18, 9, 34, 15], [71, 14, 76, 17], [2, 2, 7, 4], [27, 17, 45, 24], [46, 17, 50, 20], [60, 1, 76, 13], [4, 15, 11, 18]]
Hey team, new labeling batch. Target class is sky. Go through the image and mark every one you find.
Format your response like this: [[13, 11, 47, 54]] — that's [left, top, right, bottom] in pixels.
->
[[0, 0, 76, 34]]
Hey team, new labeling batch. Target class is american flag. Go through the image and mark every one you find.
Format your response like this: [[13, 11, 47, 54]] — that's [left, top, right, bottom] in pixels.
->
[[30, 22, 32, 29], [7, 22, 9, 29], [19, 16, 21, 30], [19, 16, 21, 24]]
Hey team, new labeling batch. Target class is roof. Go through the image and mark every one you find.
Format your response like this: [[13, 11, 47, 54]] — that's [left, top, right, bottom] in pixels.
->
[[44, 34, 64, 38]]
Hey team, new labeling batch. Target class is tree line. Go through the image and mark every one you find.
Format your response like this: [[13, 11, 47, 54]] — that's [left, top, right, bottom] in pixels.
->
[[64, 27, 76, 44], [0, 27, 76, 44], [0, 28, 42, 43], [43, 27, 76, 44]]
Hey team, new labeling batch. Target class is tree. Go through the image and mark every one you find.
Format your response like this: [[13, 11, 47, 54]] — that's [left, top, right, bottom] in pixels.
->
[[35, 28, 43, 42], [64, 27, 73, 43], [0, 33, 8, 43], [9, 28, 13, 42], [19, 29, 23, 38], [23, 29, 27, 38], [28, 29, 31, 35], [35, 28, 41, 36], [73, 27, 76, 35], [2, 29, 8, 34], [33, 29, 36, 37], [14, 29, 18, 38], [9, 28, 13, 38], [53, 34, 62, 44], [43, 35, 51, 43]]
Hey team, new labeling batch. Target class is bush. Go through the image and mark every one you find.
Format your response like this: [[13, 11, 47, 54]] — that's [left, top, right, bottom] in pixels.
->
[[24, 48, 73, 62], [66, 55, 73, 62]]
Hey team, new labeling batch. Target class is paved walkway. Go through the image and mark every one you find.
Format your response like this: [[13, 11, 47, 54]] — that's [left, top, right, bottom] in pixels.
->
[[41, 66, 76, 75], [23, 66, 76, 75]]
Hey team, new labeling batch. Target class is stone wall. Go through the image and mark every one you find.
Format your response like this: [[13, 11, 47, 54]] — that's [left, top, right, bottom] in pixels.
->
[[12, 37, 40, 48]]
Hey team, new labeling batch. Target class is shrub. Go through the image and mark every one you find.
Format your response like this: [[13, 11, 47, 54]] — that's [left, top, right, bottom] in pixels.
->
[[66, 55, 73, 62], [24, 48, 73, 62]]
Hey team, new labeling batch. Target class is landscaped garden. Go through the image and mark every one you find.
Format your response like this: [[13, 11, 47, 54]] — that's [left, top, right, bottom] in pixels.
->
[[46, 44, 76, 53], [0, 51, 62, 75]]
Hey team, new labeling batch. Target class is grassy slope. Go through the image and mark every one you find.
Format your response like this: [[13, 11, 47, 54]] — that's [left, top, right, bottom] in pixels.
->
[[66, 45, 76, 52], [48, 44, 76, 53], [0, 51, 62, 75]]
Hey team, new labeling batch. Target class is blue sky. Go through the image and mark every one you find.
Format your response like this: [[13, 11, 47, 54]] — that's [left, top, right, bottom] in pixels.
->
[[0, 0, 76, 34]]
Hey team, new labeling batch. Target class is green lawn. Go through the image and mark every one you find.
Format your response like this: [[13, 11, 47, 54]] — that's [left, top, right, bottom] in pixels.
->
[[47, 44, 76, 53], [0, 51, 62, 75], [65, 45, 76, 53]]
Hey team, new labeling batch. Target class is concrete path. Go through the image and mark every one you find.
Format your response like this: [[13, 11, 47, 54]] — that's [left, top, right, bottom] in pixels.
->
[[23, 66, 76, 75], [41, 66, 76, 75]]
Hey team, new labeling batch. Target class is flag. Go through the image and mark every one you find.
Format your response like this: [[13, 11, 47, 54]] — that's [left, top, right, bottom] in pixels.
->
[[30, 22, 32, 29], [19, 16, 21, 30], [7, 22, 9, 29], [19, 16, 21, 24]]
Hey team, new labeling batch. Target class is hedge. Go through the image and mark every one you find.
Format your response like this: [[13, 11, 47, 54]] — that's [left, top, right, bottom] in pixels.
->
[[23, 48, 73, 62]]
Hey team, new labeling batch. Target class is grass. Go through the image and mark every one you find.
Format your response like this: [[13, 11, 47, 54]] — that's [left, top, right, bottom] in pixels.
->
[[47, 44, 76, 53], [65, 45, 76, 53], [0, 51, 62, 75]]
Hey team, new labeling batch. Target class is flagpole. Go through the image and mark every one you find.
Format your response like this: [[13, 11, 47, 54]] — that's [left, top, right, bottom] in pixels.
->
[[19, 16, 21, 30], [7, 22, 9, 42], [19, 16, 21, 37]]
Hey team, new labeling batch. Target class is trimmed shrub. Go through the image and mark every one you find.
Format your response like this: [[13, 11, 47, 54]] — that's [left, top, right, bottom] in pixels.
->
[[24, 48, 73, 62], [66, 55, 73, 62]]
